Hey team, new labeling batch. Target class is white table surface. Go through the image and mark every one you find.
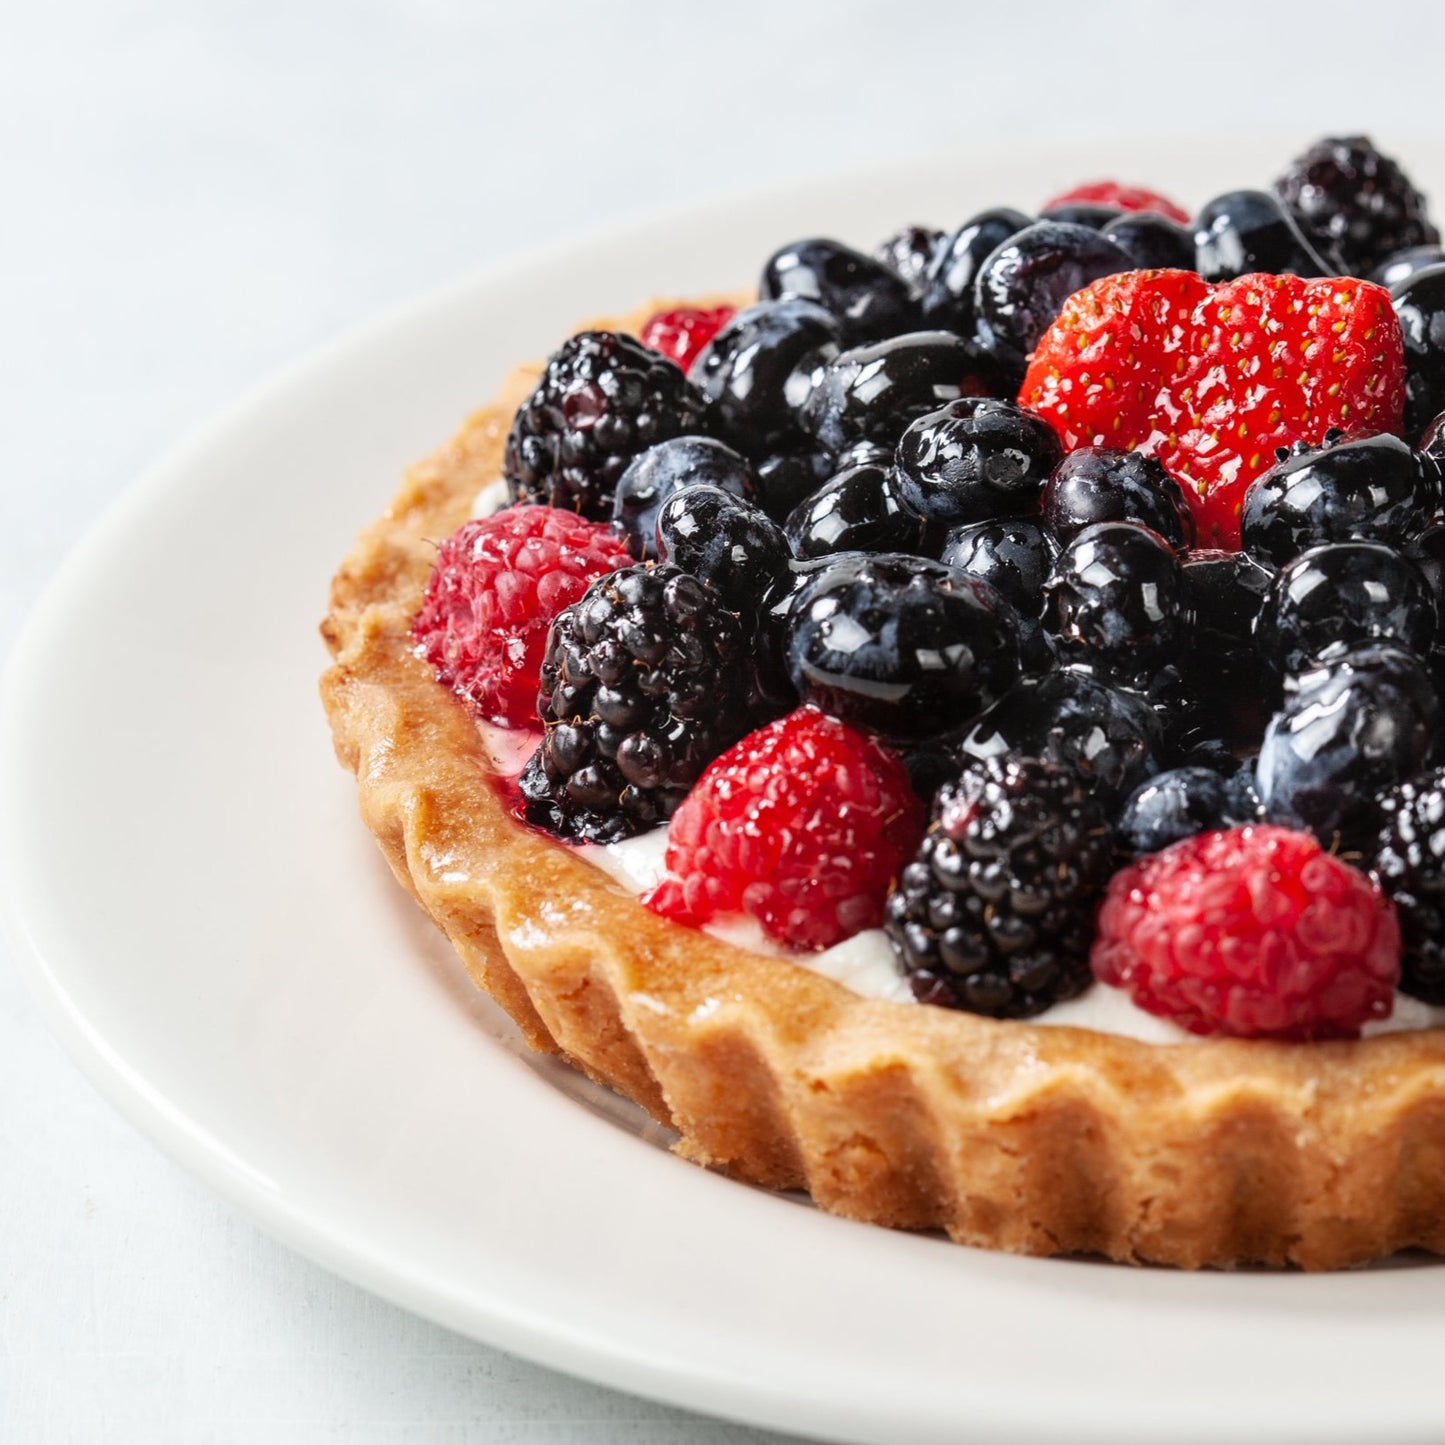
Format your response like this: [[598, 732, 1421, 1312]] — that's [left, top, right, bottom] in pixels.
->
[[6, 2, 1445, 1440]]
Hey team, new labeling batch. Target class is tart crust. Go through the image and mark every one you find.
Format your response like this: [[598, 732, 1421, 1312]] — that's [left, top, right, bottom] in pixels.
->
[[321, 299, 1445, 1270]]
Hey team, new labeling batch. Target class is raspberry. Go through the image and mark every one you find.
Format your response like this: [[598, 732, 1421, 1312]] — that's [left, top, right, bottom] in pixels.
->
[[1092, 825, 1401, 1039], [643, 706, 925, 951], [1021, 270, 1407, 548], [411, 507, 631, 727], [638, 305, 737, 375], [1043, 180, 1191, 225]]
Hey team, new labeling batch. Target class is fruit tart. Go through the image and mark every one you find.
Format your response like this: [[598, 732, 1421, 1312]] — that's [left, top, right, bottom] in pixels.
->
[[322, 137, 1445, 1269]]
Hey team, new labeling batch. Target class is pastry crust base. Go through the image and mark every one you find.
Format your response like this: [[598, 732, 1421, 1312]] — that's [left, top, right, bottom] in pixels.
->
[[321, 300, 1445, 1270]]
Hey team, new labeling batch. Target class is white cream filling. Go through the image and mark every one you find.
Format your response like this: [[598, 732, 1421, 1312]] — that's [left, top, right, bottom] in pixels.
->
[[471, 477, 511, 517]]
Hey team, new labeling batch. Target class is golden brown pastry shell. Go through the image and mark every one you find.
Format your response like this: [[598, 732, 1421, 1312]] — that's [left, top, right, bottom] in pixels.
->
[[320, 299, 1445, 1270]]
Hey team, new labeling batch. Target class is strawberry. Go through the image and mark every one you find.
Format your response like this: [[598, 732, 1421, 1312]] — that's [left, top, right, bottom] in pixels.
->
[[1021, 270, 1407, 548], [1044, 181, 1192, 225]]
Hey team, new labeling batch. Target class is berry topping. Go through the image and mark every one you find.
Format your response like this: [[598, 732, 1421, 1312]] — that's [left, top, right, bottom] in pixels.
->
[[762, 237, 921, 344], [973, 220, 1132, 367], [1275, 135, 1440, 277], [783, 462, 925, 560], [1192, 190, 1333, 282], [1374, 768, 1445, 1004], [1042, 522, 1192, 688], [612, 435, 757, 559], [893, 398, 1063, 527], [1043, 181, 1191, 225], [412, 507, 632, 727], [1022, 270, 1408, 549], [1041, 447, 1196, 552], [1116, 766, 1257, 857], [638, 304, 737, 374], [654, 484, 792, 619], [1253, 541, 1436, 676], [939, 517, 1057, 669], [1100, 212, 1195, 271], [919, 208, 1031, 335], [690, 299, 841, 459], [1372, 244, 1445, 290], [873, 225, 945, 291], [801, 332, 1004, 456], [1240, 431, 1438, 567], [504, 330, 705, 520], [1256, 643, 1437, 851], [644, 706, 925, 951], [519, 565, 752, 842], [785, 552, 1020, 742], [1391, 263, 1445, 439], [1093, 825, 1400, 1040], [885, 754, 1113, 1018]]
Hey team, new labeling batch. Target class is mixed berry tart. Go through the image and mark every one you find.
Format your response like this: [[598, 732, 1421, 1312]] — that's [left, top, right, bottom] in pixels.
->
[[322, 137, 1445, 1270]]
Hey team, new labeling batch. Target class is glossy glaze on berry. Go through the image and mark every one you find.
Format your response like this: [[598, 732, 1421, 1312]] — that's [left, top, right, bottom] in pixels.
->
[[613, 436, 757, 559], [1373, 244, 1445, 290], [689, 299, 840, 458], [1041, 448, 1195, 552], [886, 754, 1112, 1018], [1115, 767, 1253, 857], [874, 225, 945, 292], [1240, 432, 1439, 568], [955, 668, 1165, 809], [784, 462, 925, 560], [762, 237, 921, 344], [654, 484, 792, 621], [973, 220, 1132, 367], [505, 330, 704, 519], [800, 332, 1003, 456], [1253, 541, 1436, 676], [1042, 522, 1191, 687], [1193, 189, 1333, 282], [1256, 643, 1437, 851], [893, 398, 1062, 528], [919, 207, 1030, 334], [939, 517, 1056, 668], [1391, 264, 1445, 440], [785, 553, 1020, 741]]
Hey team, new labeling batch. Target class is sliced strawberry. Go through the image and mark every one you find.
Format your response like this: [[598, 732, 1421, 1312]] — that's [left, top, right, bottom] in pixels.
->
[[1021, 270, 1407, 548], [1044, 181, 1192, 225]]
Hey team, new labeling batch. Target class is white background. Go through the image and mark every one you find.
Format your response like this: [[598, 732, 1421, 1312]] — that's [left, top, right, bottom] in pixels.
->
[[5, 2, 1445, 1440]]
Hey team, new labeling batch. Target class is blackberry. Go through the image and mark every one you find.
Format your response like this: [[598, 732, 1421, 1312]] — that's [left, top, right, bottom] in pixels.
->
[[885, 755, 1112, 1018], [1374, 769, 1445, 1003], [1192, 189, 1333, 282], [519, 565, 750, 842], [504, 331, 704, 520], [1275, 135, 1440, 276]]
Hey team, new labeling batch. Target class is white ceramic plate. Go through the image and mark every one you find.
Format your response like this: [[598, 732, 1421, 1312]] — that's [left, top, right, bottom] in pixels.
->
[[7, 140, 1445, 1445]]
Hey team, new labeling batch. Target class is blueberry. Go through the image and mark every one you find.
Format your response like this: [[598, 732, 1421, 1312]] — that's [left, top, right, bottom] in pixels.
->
[[1041, 448, 1195, 552], [955, 667, 1166, 809], [1183, 548, 1274, 649], [1254, 541, 1436, 676], [973, 221, 1132, 367], [1241, 431, 1439, 567], [1404, 522, 1445, 610], [1257, 643, 1437, 850], [690, 299, 841, 458], [1116, 767, 1249, 856], [613, 436, 757, 558], [874, 226, 945, 292], [1193, 190, 1334, 282], [939, 517, 1058, 669], [1392, 263, 1445, 441], [1042, 522, 1192, 688], [753, 448, 836, 522], [892, 398, 1062, 527], [800, 332, 1005, 456], [1039, 203, 1123, 230], [1101, 212, 1196, 270], [1422, 411, 1445, 486], [1371, 244, 1445, 290], [655, 483, 792, 619], [784, 463, 926, 560], [784, 553, 1020, 741], [920, 208, 1031, 335], [762, 237, 921, 344]]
